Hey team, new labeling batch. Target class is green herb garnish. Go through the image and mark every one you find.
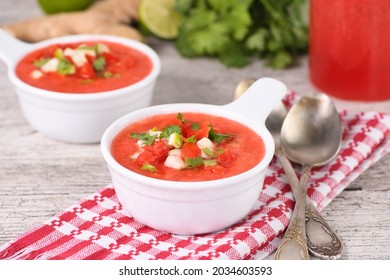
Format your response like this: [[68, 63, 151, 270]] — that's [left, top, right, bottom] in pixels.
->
[[184, 156, 204, 168], [177, 112, 188, 123], [185, 135, 197, 143], [141, 163, 157, 173], [130, 132, 157, 145], [57, 59, 76, 75], [190, 122, 200, 131], [174, 0, 308, 69], [93, 56, 106, 72], [33, 58, 49, 68], [203, 159, 217, 167], [54, 48, 63, 59], [203, 147, 224, 158], [161, 125, 182, 138], [208, 126, 235, 144]]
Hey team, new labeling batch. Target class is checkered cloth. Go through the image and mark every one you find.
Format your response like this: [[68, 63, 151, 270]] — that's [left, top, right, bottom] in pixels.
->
[[1, 92, 389, 260]]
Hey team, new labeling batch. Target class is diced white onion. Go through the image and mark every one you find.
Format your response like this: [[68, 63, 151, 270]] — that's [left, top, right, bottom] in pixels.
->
[[164, 155, 185, 170], [31, 70, 43, 79], [41, 58, 59, 72], [168, 132, 182, 148], [96, 43, 110, 54], [64, 48, 95, 67], [197, 137, 214, 159], [168, 148, 181, 156], [136, 140, 145, 148], [130, 151, 141, 159]]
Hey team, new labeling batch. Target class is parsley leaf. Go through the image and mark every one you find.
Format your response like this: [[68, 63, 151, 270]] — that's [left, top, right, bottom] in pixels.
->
[[190, 122, 200, 131], [208, 126, 235, 144], [57, 59, 76, 75], [177, 112, 188, 123], [161, 125, 182, 138], [93, 56, 106, 72], [130, 132, 157, 145], [33, 58, 49, 68], [184, 156, 204, 168], [174, 0, 308, 69], [185, 135, 197, 143]]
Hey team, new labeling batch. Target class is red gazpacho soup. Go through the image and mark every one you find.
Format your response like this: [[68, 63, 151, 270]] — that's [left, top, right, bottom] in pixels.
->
[[111, 112, 266, 182], [16, 41, 152, 93]]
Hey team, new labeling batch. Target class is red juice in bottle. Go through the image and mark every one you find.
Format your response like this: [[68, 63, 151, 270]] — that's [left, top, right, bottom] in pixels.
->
[[309, 1, 390, 101]]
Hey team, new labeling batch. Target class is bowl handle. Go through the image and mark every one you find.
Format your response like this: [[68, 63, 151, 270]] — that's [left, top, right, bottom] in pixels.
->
[[0, 28, 31, 66], [223, 77, 287, 126]]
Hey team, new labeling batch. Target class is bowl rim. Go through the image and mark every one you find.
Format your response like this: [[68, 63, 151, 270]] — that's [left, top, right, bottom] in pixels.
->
[[101, 103, 275, 191], [7, 34, 161, 100]]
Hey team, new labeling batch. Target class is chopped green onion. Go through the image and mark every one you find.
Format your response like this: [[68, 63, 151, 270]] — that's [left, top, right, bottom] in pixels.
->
[[203, 159, 217, 167], [168, 132, 183, 148], [141, 163, 157, 173], [54, 48, 63, 59], [203, 147, 224, 158]]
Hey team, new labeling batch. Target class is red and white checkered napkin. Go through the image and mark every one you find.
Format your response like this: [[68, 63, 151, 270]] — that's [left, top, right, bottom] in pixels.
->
[[1, 93, 389, 260]]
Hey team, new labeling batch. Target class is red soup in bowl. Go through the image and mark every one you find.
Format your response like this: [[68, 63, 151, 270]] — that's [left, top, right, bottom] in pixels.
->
[[15, 41, 152, 93], [111, 112, 266, 182]]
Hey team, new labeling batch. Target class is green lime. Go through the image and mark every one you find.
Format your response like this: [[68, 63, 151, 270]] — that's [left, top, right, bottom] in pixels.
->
[[138, 0, 182, 39], [38, 0, 95, 14]]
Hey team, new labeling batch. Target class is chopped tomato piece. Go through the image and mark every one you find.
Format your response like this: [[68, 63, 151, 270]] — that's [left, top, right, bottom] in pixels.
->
[[217, 149, 236, 167], [195, 127, 211, 140], [205, 165, 226, 175], [181, 121, 210, 140], [85, 54, 95, 63], [180, 142, 201, 159], [150, 141, 170, 162], [78, 63, 95, 79], [135, 151, 156, 166], [102, 52, 118, 64]]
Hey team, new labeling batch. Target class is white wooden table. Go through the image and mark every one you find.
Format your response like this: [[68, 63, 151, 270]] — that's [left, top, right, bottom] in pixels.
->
[[1, 0, 389, 260]]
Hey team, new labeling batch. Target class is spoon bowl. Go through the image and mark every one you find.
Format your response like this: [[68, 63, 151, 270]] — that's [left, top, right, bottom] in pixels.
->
[[280, 93, 342, 166]]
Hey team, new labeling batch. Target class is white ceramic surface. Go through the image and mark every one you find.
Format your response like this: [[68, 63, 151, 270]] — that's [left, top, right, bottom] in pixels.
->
[[101, 78, 287, 235], [0, 29, 161, 143]]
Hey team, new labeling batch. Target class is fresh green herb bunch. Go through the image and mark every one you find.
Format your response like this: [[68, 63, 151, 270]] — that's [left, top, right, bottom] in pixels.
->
[[174, 0, 308, 69]]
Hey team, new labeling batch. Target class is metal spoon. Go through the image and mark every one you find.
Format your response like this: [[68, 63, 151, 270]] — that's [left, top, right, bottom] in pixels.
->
[[234, 79, 343, 259], [275, 92, 343, 259]]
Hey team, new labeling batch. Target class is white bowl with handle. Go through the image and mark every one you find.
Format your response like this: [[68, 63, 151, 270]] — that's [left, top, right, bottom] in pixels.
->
[[0, 29, 161, 144], [101, 78, 287, 235]]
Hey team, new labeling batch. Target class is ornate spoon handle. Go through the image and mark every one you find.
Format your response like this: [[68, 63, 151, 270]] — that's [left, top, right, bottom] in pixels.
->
[[305, 205, 343, 259], [275, 149, 342, 259], [274, 164, 310, 260]]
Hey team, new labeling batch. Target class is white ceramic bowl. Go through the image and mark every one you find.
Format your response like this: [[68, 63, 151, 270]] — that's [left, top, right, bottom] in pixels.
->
[[101, 78, 287, 235], [0, 29, 161, 143]]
